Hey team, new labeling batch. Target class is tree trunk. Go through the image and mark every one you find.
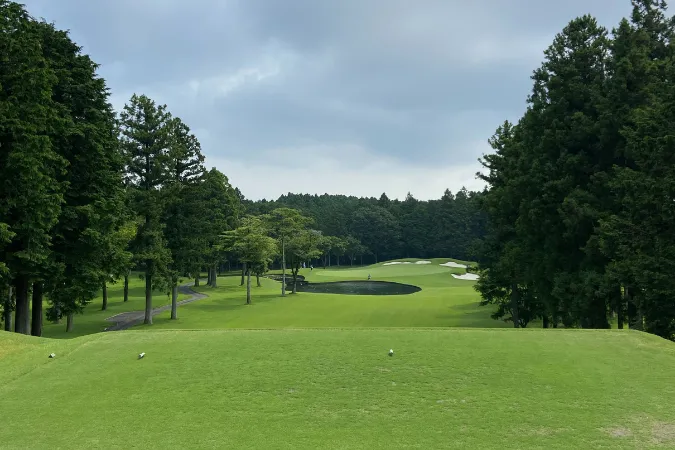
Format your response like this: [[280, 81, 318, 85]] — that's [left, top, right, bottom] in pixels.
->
[[360, 255, 363, 265], [171, 284, 178, 320], [241, 263, 246, 286], [510, 284, 519, 328], [144, 271, 153, 325], [328, 251, 331, 267], [102, 281, 108, 311], [618, 285, 628, 330], [633, 310, 644, 331], [31, 282, 43, 337], [66, 313, 74, 332], [14, 275, 29, 335], [281, 239, 287, 297], [626, 287, 643, 331], [375, 253, 378, 264], [123, 274, 129, 302], [4, 286, 12, 332], [195, 276, 200, 287], [292, 269, 298, 294], [207, 267, 213, 286], [211, 266, 218, 288], [543, 315, 550, 329], [246, 269, 252, 305], [337, 255, 340, 267], [256, 274, 261, 287]]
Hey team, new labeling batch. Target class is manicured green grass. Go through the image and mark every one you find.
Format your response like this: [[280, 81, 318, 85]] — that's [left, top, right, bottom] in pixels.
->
[[2, 328, 675, 449], [41, 273, 189, 339], [143, 258, 502, 330]]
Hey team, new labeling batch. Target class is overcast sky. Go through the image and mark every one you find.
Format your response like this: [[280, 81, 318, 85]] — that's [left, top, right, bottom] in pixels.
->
[[22, 0, 629, 201]]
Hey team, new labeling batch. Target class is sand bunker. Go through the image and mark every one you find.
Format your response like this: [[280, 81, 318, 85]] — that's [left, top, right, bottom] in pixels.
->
[[452, 273, 480, 281], [440, 261, 468, 268], [415, 261, 431, 264]]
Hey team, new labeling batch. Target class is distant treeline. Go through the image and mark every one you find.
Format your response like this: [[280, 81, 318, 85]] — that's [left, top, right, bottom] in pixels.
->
[[243, 189, 486, 265]]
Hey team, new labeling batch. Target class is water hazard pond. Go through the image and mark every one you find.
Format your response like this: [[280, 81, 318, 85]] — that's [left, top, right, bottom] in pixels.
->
[[267, 275, 421, 295]]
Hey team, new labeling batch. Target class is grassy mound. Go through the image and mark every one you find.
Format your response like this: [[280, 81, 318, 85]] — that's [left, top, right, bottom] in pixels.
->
[[2, 329, 675, 449]]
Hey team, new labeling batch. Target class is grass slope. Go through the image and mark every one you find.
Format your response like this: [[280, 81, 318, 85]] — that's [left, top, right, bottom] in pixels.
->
[[2, 329, 675, 449], [143, 259, 501, 330]]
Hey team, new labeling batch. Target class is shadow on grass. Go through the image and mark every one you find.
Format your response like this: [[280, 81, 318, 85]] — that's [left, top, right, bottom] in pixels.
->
[[185, 292, 286, 313]]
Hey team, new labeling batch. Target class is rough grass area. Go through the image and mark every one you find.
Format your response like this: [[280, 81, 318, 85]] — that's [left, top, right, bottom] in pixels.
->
[[143, 259, 499, 330], [2, 329, 674, 449], [41, 273, 190, 339]]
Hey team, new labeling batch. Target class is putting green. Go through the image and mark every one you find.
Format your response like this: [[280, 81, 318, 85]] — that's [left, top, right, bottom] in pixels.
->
[[313, 259, 466, 279]]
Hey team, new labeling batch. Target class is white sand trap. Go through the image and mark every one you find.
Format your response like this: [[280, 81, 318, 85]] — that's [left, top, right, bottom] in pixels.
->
[[452, 273, 480, 281], [440, 261, 468, 269], [415, 261, 432, 264], [383, 261, 412, 266]]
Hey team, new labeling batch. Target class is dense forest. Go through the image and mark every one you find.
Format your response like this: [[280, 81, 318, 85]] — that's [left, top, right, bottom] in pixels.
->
[[0, 1, 241, 335], [244, 190, 485, 265], [2, 0, 675, 341], [476, 0, 675, 340]]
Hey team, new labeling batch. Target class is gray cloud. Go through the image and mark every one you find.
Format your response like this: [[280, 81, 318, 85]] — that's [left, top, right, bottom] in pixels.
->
[[23, 0, 631, 199]]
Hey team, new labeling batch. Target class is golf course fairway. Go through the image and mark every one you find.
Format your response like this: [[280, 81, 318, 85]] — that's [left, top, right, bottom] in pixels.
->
[[3, 260, 674, 449]]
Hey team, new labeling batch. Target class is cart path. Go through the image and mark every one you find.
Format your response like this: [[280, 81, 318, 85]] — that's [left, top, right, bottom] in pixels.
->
[[104, 280, 209, 332]]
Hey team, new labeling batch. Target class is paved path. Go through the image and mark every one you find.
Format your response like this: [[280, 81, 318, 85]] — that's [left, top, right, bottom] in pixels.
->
[[104, 280, 208, 332]]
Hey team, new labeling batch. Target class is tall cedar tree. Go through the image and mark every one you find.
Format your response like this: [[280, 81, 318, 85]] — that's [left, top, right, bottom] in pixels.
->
[[516, 16, 611, 328], [476, 121, 538, 328], [602, 1, 675, 338], [119, 94, 173, 325], [163, 117, 205, 319], [196, 168, 239, 289], [598, 1, 675, 336], [0, 2, 65, 334], [33, 21, 126, 334]]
